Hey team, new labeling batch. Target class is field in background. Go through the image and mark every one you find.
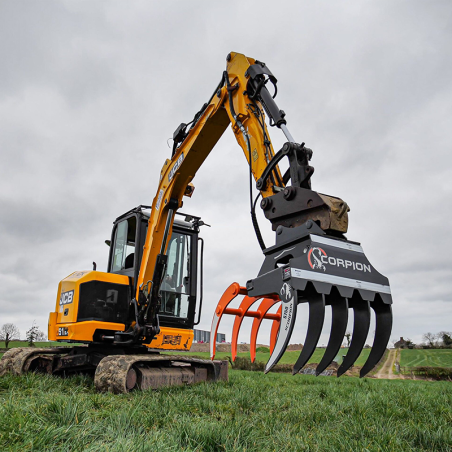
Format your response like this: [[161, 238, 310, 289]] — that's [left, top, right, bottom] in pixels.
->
[[0, 370, 450, 451], [3, 344, 452, 376], [0, 341, 60, 348], [0, 341, 62, 359], [178, 347, 371, 367], [0, 343, 370, 367], [400, 349, 452, 368]]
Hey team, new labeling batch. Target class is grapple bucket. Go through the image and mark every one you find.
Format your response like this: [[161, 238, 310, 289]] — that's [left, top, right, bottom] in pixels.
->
[[210, 222, 392, 377], [210, 283, 281, 363]]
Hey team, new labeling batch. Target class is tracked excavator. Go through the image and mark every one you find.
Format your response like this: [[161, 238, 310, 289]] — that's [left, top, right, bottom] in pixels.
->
[[0, 52, 392, 392]]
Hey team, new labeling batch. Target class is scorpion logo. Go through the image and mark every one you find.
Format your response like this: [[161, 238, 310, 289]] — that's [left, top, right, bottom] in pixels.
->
[[280, 282, 293, 303], [307, 247, 327, 272]]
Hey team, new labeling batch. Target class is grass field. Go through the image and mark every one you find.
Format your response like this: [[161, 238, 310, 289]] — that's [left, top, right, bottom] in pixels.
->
[[0, 370, 451, 451], [0, 344, 371, 367], [0, 341, 62, 349], [177, 347, 371, 367], [400, 349, 452, 368], [0, 341, 66, 359]]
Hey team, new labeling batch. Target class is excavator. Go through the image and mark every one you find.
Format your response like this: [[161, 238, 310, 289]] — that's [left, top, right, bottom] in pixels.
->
[[0, 52, 392, 392]]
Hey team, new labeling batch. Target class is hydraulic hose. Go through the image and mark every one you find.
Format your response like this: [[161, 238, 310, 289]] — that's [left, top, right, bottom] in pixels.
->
[[224, 71, 266, 251]]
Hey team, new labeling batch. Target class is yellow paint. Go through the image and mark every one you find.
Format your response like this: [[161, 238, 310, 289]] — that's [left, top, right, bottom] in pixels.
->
[[137, 52, 284, 299], [48, 270, 129, 341], [52, 320, 125, 342], [148, 327, 194, 351], [48, 270, 194, 350], [48, 53, 286, 353]]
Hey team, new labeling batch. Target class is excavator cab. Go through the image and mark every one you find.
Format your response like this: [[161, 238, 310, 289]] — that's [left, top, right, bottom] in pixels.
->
[[45, 206, 204, 347], [107, 206, 202, 331]]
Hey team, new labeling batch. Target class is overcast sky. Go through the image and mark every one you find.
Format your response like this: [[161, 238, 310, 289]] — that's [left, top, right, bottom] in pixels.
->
[[1, 1, 451, 349]]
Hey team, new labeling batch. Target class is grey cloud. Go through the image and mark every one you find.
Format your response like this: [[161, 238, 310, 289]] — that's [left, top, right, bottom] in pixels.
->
[[0, 0, 451, 346]]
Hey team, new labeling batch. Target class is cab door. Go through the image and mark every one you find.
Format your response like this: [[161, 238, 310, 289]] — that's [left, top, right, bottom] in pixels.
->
[[158, 225, 199, 329]]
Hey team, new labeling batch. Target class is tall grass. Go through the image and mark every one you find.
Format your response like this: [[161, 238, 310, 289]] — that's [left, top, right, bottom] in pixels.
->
[[1, 370, 451, 451]]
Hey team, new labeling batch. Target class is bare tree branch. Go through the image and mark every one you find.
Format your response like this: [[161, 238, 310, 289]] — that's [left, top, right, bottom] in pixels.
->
[[0, 323, 20, 349]]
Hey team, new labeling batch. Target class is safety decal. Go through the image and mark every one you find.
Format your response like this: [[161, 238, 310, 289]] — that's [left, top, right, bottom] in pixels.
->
[[156, 189, 164, 210]]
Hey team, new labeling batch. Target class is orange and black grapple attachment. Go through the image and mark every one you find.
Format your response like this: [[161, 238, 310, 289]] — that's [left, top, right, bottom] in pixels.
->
[[211, 222, 392, 377], [210, 59, 393, 377]]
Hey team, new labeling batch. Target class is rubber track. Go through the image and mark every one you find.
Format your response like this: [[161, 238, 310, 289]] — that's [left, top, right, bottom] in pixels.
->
[[95, 354, 220, 394], [0, 348, 62, 376]]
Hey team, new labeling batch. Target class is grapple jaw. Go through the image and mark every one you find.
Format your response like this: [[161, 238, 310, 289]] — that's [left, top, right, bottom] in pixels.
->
[[210, 221, 392, 378]]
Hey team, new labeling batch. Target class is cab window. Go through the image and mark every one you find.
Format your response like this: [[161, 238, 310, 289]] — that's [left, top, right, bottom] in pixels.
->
[[160, 231, 191, 319], [111, 218, 136, 272]]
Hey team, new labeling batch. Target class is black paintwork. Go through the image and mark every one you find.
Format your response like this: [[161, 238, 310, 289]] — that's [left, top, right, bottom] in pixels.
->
[[245, 222, 393, 377]]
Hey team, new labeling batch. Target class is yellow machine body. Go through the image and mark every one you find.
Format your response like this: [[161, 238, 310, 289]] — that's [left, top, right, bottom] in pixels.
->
[[48, 271, 194, 351]]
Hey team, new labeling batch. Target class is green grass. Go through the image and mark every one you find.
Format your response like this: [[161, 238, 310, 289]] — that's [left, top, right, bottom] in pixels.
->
[[1, 344, 371, 368], [0, 371, 451, 451], [0, 341, 70, 359], [0, 341, 65, 349], [174, 347, 371, 367], [400, 349, 452, 368]]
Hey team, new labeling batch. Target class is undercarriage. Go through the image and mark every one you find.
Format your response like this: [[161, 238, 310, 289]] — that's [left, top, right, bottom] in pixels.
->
[[0, 346, 228, 393]]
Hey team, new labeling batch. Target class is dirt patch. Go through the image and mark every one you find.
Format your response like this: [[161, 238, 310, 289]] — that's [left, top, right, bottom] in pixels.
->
[[190, 343, 303, 353], [373, 349, 406, 379], [190, 343, 254, 353], [286, 344, 303, 351]]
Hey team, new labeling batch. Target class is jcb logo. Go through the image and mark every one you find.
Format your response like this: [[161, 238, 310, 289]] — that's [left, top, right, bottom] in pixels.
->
[[59, 290, 74, 306], [162, 335, 182, 346]]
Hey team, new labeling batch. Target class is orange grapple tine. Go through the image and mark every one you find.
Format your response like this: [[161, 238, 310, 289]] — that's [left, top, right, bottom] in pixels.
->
[[210, 283, 246, 360], [337, 298, 371, 377], [269, 305, 282, 354], [250, 298, 280, 362], [292, 292, 326, 375], [315, 295, 349, 376], [231, 296, 260, 362], [360, 301, 392, 377]]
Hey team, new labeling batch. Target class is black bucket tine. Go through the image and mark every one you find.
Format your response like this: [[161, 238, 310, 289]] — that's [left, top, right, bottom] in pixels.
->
[[337, 299, 371, 377], [264, 290, 297, 374], [315, 295, 349, 376], [292, 292, 325, 375], [360, 302, 393, 377]]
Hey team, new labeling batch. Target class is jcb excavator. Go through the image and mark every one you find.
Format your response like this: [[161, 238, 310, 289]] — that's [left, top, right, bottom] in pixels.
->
[[0, 52, 392, 392]]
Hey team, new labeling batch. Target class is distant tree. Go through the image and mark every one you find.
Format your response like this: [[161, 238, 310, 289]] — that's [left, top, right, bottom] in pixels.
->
[[404, 338, 415, 349], [344, 332, 351, 347], [26, 322, 45, 347], [439, 331, 452, 347], [0, 323, 20, 349], [422, 332, 437, 348], [36, 330, 47, 341]]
